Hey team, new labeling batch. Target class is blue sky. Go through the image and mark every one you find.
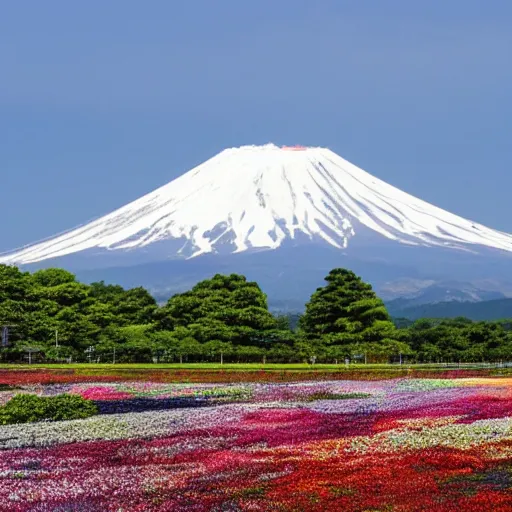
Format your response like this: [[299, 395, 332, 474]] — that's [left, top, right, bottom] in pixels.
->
[[1, 0, 511, 251]]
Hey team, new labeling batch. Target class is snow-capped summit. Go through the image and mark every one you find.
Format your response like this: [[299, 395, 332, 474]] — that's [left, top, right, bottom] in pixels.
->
[[2, 143, 512, 265]]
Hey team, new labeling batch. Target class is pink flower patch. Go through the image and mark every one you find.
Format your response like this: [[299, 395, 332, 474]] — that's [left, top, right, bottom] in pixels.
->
[[78, 386, 133, 401]]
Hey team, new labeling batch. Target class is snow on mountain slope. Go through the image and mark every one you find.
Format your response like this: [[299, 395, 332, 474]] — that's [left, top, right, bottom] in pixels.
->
[[2, 143, 512, 265]]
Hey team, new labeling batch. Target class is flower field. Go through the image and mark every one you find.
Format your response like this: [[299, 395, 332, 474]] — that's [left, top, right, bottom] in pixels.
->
[[1, 372, 512, 511]]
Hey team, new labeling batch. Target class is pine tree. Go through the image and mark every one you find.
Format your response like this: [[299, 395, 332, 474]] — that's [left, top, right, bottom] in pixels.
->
[[300, 268, 397, 348]]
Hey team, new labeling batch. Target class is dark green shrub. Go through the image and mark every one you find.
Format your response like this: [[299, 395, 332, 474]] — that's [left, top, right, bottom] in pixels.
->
[[46, 394, 98, 421], [0, 393, 98, 425], [0, 394, 49, 424]]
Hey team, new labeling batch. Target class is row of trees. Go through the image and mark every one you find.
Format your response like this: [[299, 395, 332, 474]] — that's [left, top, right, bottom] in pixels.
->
[[1, 264, 511, 363]]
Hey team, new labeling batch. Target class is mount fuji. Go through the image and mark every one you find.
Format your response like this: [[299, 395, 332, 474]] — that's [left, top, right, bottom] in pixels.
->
[[2, 144, 512, 308]]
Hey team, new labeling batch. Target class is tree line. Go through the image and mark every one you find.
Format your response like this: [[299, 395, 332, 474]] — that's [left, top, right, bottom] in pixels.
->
[[1, 264, 511, 363]]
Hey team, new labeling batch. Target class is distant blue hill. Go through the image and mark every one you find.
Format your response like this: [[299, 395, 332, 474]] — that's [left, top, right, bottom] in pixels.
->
[[387, 298, 512, 321]]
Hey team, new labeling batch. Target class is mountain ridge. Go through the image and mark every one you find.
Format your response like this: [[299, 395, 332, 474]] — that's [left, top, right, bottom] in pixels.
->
[[387, 297, 512, 321]]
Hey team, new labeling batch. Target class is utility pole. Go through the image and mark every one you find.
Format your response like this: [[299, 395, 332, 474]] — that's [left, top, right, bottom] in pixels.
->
[[113, 347, 116, 365], [53, 329, 61, 362]]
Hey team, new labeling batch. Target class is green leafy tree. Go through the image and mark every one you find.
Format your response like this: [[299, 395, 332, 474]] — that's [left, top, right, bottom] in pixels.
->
[[159, 274, 277, 346], [0, 264, 31, 302], [89, 282, 157, 325], [300, 269, 398, 353], [31, 268, 76, 288]]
